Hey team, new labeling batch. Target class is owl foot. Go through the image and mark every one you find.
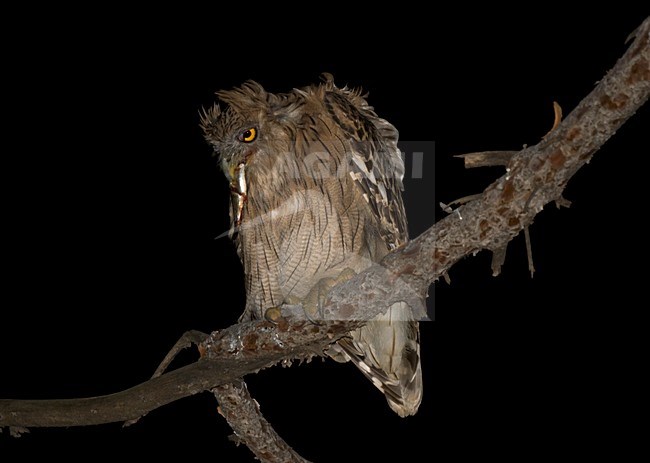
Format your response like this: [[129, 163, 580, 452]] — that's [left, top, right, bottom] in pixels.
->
[[298, 267, 357, 323]]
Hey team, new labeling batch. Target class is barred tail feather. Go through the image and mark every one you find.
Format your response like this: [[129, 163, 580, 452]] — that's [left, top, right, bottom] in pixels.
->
[[332, 302, 422, 417]]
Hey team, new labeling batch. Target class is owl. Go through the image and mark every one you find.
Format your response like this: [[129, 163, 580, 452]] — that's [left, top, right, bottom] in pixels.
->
[[201, 74, 422, 417]]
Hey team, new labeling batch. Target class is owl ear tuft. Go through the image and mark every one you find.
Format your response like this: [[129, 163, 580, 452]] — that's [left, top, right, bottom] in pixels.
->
[[199, 103, 225, 141], [319, 72, 336, 89], [199, 104, 221, 128], [216, 80, 270, 115]]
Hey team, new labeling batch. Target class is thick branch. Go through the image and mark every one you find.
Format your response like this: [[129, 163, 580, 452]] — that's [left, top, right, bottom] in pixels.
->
[[0, 356, 267, 427], [377, 17, 649, 291], [214, 382, 312, 463], [0, 321, 363, 427], [1, 18, 648, 431]]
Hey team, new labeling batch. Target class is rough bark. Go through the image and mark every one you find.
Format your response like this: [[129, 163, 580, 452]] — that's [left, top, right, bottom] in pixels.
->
[[214, 382, 312, 463]]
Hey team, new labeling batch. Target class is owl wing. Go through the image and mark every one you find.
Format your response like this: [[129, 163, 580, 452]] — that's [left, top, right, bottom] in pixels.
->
[[323, 90, 408, 249], [320, 88, 422, 417]]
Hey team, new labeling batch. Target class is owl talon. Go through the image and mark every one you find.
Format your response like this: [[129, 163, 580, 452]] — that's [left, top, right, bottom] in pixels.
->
[[264, 307, 283, 323], [301, 303, 325, 325], [300, 268, 357, 323]]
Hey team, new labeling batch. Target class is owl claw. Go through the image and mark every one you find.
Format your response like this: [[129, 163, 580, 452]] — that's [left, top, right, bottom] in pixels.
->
[[264, 307, 283, 322], [270, 269, 357, 324], [300, 268, 357, 323]]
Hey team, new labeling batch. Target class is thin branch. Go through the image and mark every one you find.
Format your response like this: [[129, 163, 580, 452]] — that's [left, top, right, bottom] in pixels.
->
[[524, 226, 535, 278], [543, 101, 564, 138], [490, 245, 508, 277], [455, 150, 517, 168], [1, 17, 648, 446], [459, 101, 564, 169], [123, 330, 209, 428]]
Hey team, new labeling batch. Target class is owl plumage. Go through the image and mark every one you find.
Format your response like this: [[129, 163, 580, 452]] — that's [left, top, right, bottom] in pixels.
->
[[201, 74, 422, 417]]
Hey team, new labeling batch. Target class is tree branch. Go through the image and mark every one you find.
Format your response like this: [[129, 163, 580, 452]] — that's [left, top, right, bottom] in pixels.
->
[[214, 382, 312, 463], [455, 150, 518, 168], [1, 17, 648, 461]]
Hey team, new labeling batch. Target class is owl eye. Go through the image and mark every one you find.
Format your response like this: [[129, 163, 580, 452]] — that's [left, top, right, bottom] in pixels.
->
[[238, 127, 257, 143]]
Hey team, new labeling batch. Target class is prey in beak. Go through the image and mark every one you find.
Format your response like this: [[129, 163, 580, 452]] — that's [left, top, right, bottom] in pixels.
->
[[229, 162, 248, 228]]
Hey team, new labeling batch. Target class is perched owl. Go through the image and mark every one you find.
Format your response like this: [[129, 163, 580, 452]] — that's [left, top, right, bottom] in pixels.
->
[[201, 74, 422, 417]]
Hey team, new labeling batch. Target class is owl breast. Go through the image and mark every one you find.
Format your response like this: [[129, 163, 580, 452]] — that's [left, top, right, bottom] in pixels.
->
[[238, 175, 384, 320]]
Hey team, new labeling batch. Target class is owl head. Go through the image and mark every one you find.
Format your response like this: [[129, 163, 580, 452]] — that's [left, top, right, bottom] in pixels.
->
[[200, 80, 314, 184], [200, 74, 376, 182], [201, 80, 317, 229]]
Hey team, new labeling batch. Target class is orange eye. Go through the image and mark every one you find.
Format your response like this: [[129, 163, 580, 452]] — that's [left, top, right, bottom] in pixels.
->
[[238, 127, 257, 143]]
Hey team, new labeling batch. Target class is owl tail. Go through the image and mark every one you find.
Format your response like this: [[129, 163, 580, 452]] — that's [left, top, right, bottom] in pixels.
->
[[331, 302, 423, 417]]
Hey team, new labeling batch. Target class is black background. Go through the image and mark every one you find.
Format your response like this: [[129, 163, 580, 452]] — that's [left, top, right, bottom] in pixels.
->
[[1, 9, 648, 461]]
